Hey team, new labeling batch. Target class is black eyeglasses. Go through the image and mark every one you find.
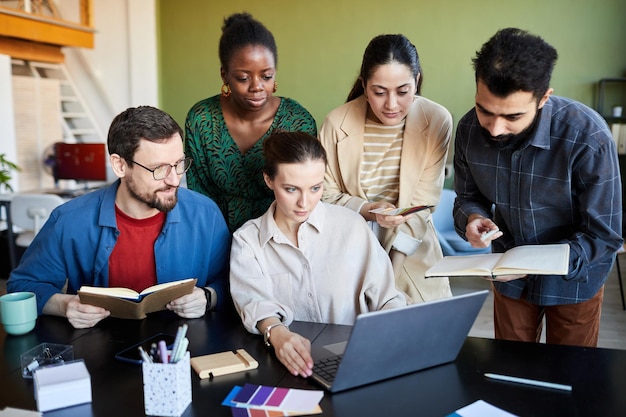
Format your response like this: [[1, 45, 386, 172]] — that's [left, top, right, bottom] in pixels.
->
[[128, 157, 193, 180]]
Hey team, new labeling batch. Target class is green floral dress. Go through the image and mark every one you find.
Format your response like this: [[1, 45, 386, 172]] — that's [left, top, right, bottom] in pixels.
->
[[185, 95, 317, 232]]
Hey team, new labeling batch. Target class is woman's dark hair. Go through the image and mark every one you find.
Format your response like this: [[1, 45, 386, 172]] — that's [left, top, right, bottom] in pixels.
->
[[263, 131, 327, 180], [219, 12, 278, 71], [473, 27, 558, 100], [107, 106, 183, 161], [347, 34, 422, 102]]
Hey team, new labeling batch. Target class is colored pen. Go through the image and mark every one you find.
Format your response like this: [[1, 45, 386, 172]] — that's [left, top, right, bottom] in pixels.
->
[[138, 346, 152, 363], [172, 337, 189, 363], [480, 229, 499, 241], [169, 324, 188, 363], [484, 373, 572, 391], [157, 340, 169, 364]]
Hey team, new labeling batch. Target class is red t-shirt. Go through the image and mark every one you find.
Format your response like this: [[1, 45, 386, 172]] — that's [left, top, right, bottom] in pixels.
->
[[108, 205, 165, 292]]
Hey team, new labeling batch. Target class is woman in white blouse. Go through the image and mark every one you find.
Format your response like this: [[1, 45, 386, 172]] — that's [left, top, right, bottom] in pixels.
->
[[229, 131, 406, 378]]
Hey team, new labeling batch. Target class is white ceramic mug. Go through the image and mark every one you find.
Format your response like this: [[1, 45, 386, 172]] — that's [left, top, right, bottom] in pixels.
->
[[0, 292, 37, 336]]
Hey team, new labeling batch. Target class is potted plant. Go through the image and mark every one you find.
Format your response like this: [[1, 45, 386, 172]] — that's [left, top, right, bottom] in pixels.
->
[[0, 153, 20, 193]]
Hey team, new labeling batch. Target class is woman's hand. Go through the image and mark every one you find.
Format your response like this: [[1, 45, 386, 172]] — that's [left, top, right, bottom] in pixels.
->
[[360, 201, 414, 228], [269, 325, 314, 377], [375, 212, 414, 228]]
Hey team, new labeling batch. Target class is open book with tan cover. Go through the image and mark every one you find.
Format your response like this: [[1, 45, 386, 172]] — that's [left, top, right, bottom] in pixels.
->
[[78, 278, 197, 319], [425, 244, 570, 278]]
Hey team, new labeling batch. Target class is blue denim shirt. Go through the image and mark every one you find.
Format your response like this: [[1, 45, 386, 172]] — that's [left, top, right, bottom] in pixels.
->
[[453, 95, 623, 305], [7, 181, 231, 314]]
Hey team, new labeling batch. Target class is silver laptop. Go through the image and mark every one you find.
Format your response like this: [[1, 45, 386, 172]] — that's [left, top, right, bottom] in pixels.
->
[[310, 290, 488, 393]]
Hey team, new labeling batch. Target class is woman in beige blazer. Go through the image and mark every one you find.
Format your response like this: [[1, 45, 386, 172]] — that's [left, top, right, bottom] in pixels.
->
[[319, 34, 452, 303]]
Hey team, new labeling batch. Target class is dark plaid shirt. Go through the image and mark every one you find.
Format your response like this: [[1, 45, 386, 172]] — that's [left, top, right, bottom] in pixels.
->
[[454, 95, 623, 305]]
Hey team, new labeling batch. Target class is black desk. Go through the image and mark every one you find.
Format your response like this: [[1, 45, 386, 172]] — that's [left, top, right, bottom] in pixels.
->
[[1, 308, 626, 416]]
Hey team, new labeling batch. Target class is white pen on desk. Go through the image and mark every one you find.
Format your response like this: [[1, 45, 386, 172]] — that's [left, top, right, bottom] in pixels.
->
[[480, 229, 499, 242], [484, 373, 572, 392]]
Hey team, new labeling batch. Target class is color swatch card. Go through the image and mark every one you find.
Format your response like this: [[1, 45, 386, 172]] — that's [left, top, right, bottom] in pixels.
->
[[228, 404, 322, 417], [223, 384, 323, 415]]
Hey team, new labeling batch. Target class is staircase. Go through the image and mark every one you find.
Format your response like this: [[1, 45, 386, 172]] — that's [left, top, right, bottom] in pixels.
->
[[20, 60, 105, 144]]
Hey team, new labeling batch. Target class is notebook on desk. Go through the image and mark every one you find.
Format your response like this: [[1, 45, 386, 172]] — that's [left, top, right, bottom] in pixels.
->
[[310, 290, 488, 393]]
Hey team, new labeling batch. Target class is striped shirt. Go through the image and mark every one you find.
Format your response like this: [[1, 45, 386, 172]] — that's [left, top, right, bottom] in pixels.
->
[[361, 118, 404, 204], [454, 95, 623, 305]]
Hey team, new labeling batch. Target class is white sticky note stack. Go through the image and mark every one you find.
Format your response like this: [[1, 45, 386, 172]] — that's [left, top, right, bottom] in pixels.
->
[[33, 360, 92, 412]]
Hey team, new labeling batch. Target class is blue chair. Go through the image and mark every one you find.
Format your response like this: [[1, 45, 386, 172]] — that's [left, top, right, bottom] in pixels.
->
[[432, 189, 491, 256]]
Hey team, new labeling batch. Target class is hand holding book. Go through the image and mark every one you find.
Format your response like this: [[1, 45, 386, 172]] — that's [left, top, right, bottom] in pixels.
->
[[78, 278, 197, 319], [425, 244, 570, 278]]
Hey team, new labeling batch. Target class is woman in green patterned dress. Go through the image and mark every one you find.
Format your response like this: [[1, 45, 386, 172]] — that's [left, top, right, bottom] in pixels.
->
[[185, 13, 317, 232]]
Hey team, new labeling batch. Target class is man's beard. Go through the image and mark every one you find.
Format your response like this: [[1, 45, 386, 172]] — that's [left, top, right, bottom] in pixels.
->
[[127, 177, 178, 212], [481, 109, 541, 151]]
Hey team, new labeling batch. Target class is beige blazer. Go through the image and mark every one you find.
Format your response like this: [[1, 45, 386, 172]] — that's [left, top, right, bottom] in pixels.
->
[[319, 95, 452, 302]]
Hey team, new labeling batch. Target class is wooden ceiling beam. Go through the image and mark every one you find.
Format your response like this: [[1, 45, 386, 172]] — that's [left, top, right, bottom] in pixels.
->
[[0, 7, 94, 49], [0, 35, 64, 63]]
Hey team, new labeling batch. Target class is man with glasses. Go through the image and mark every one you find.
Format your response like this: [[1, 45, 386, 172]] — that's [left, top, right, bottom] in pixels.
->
[[8, 106, 231, 329]]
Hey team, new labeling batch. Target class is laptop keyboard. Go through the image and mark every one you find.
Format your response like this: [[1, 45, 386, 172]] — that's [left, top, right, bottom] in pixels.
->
[[312, 355, 342, 385]]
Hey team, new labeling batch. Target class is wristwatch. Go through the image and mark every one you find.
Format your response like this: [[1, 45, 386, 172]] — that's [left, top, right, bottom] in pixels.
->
[[202, 286, 217, 312], [264, 322, 288, 347]]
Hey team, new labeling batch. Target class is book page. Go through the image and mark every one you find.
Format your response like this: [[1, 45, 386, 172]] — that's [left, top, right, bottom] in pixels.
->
[[139, 278, 196, 296], [78, 278, 196, 300], [77, 286, 140, 300], [425, 253, 502, 277], [493, 244, 569, 276]]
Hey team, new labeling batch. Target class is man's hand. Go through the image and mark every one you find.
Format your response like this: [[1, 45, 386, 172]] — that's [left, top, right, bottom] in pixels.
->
[[466, 215, 502, 248], [166, 287, 207, 318], [487, 274, 527, 282], [44, 293, 110, 329]]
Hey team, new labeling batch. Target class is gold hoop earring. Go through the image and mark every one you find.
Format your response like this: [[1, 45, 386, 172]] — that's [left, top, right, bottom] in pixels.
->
[[273, 82, 278, 93], [221, 84, 231, 98]]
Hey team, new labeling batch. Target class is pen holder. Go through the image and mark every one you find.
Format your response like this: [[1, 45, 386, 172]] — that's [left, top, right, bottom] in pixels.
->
[[142, 351, 191, 417]]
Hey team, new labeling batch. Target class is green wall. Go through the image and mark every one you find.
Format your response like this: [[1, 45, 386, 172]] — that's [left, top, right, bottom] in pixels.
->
[[157, 0, 626, 132]]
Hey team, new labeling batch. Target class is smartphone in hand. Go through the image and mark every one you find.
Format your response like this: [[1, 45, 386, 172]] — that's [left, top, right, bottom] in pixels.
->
[[369, 205, 433, 216]]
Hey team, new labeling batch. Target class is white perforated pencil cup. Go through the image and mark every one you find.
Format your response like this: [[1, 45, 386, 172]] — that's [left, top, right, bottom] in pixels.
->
[[142, 351, 191, 416]]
